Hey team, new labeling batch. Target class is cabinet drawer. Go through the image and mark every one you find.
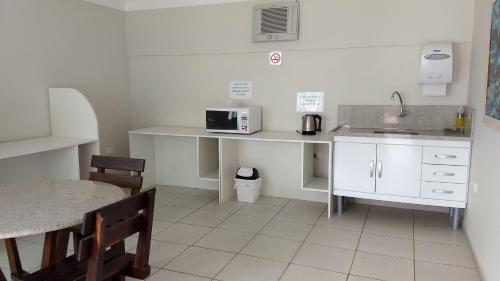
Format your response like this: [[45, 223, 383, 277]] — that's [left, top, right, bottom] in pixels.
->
[[421, 181, 467, 201], [423, 147, 470, 166], [422, 164, 468, 184]]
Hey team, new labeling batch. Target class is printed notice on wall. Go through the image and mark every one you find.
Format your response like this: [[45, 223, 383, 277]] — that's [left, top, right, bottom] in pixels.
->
[[230, 81, 252, 99], [297, 92, 324, 112]]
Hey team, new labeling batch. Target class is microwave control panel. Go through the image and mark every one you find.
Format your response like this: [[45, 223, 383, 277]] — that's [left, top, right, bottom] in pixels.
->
[[240, 111, 248, 133]]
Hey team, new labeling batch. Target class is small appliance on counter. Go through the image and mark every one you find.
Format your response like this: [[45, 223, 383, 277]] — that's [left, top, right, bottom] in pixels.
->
[[298, 114, 322, 135], [206, 106, 262, 134]]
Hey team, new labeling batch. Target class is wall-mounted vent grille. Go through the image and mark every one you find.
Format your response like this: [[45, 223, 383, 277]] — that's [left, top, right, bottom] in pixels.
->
[[253, 1, 299, 42], [261, 7, 288, 33]]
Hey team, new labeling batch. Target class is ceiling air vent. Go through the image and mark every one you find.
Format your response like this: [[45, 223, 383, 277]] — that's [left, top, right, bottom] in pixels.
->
[[252, 1, 300, 42]]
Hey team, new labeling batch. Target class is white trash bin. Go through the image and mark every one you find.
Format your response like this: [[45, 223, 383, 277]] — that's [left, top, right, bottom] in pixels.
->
[[234, 167, 261, 203]]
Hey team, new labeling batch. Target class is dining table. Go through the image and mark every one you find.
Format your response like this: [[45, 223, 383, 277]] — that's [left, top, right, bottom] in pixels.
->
[[0, 180, 126, 281]]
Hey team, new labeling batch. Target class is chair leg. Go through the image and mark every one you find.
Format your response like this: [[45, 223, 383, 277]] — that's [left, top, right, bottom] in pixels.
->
[[4, 239, 27, 278]]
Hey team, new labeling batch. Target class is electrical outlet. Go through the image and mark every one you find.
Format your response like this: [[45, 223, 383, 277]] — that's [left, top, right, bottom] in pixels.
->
[[105, 146, 114, 155], [473, 182, 479, 194]]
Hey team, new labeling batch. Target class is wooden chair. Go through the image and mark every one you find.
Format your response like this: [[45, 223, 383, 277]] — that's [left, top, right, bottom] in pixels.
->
[[16, 188, 156, 281], [89, 155, 146, 196]]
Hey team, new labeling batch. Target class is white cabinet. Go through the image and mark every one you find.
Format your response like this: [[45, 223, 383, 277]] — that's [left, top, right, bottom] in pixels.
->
[[333, 137, 471, 210], [334, 142, 376, 193], [376, 144, 422, 197], [334, 143, 422, 197]]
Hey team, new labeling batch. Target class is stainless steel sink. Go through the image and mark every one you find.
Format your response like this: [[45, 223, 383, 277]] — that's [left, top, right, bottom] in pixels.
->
[[373, 129, 419, 135]]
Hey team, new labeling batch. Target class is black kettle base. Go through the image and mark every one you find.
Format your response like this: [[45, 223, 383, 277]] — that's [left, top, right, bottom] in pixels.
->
[[298, 131, 317, 136]]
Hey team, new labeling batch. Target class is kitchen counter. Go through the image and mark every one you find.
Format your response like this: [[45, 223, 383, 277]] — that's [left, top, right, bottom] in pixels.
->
[[333, 127, 472, 142]]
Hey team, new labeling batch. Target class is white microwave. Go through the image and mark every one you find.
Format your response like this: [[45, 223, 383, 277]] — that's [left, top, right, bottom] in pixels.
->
[[206, 106, 262, 134]]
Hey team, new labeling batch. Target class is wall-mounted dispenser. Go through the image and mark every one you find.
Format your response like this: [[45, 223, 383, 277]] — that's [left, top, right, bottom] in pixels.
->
[[419, 43, 453, 96]]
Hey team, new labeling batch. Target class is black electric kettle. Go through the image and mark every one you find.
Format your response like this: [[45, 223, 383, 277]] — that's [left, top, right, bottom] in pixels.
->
[[299, 114, 322, 135]]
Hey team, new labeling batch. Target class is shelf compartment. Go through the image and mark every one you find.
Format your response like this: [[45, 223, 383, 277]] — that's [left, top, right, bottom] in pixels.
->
[[197, 137, 220, 181], [301, 142, 330, 193]]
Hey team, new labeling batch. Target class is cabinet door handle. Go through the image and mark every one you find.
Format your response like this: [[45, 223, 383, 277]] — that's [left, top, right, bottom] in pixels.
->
[[369, 161, 375, 178], [433, 172, 455, 177], [435, 154, 457, 159], [432, 189, 454, 194], [377, 161, 382, 178]]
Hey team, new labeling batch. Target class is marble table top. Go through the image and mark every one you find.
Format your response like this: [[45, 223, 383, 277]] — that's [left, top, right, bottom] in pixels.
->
[[0, 180, 126, 240]]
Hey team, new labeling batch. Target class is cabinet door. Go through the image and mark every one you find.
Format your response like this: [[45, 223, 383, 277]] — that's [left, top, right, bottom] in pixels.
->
[[334, 142, 376, 193], [375, 144, 422, 197]]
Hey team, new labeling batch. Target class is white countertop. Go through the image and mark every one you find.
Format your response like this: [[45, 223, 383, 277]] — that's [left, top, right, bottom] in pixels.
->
[[0, 180, 125, 239], [129, 126, 333, 143], [0, 136, 97, 160]]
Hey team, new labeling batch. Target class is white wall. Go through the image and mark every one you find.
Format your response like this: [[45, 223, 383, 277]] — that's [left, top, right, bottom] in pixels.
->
[[464, 1, 500, 280], [126, 0, 474, 131], [0, 0, 131, 156]]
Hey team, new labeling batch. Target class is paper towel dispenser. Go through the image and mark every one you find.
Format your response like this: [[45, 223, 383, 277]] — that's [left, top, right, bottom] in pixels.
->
[[419, 43, 453, 96]]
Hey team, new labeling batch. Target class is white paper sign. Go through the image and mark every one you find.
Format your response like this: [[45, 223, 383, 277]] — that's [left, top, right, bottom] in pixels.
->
[[297, 92, 324, 112], [269, 51, 282, 66], [230, 81, 252, 99]]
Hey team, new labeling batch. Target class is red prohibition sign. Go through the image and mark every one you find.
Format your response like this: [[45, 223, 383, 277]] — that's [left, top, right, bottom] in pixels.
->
[[271, 52, 281, 64]]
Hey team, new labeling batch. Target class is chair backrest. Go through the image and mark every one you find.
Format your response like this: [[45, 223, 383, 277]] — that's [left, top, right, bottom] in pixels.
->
[[78, 188, 156, 281], [89, 155, 146, 196]]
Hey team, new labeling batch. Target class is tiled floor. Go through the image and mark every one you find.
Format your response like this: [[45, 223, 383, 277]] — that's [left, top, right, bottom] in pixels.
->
[[0, 185, 481, 281]]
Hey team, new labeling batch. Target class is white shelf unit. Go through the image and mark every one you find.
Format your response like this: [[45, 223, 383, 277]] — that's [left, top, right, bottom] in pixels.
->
[[129, 127, 335, 217], [0, 88, 99, 183], [301, 142, 330, 192], [197, 137, 219, 181]]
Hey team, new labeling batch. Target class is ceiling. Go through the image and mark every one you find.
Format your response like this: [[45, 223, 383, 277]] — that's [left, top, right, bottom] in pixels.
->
[[85, 0, 251, 11]]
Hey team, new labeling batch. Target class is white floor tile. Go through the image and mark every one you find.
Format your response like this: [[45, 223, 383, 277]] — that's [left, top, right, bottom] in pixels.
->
[[216, 254, 287, 281], [154, 205, 196, 222], [358, 232, 414, 259], [154, 223, 211, 245], [415, 240, 476, 268], [306, 226, 361, 250], [148, 240, 188, 268], [292, 243, 355, 273], [199, 200, 246, 214], [350, 251, 414, 281], [280, 264, 347, 281], [286, 200, 327, 210], [260, 219, 313, 241], [255, 196, 291, 207], [236, 204, 282, 218], [415, 261, 480, 281], [165, 247, 234, 278], [241, 235, 301, 263], [275, 206, 323, 224], [218, 214, 271, 234], [316, 206, 368, 232], [363, 216, 413, 239], [194, 229, 254, 253], [165, 195, 215, 209], [414, 225, 468, 245], [147, 269, 211, 281], [180, 209, 231, 227]]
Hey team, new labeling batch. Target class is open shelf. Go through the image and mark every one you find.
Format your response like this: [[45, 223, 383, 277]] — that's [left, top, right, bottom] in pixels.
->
[[197, 137, 220, 182], [303, 177, 328, 192], [301, 142, 330, 193], [199, 168, 219, 181]]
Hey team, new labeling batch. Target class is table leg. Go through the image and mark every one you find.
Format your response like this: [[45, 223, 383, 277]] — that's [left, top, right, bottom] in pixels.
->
[[5, 239, 27, 278], [0, 269, 6, 281], [41, 230, 70, 268]]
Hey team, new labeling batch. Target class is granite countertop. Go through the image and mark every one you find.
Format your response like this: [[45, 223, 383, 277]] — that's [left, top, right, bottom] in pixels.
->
[[333, 127, 473, 142], [0, 180, 126, 239]]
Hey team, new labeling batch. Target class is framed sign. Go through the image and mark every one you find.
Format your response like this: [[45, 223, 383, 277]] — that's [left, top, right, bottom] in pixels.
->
[[486, 0, 500, 123]]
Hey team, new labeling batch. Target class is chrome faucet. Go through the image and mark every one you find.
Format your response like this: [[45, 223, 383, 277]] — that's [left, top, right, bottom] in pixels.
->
[[391, 91, 406, 117]]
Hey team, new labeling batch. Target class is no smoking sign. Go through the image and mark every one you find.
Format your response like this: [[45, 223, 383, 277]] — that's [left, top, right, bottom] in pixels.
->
[[268, 51, 282, 66]]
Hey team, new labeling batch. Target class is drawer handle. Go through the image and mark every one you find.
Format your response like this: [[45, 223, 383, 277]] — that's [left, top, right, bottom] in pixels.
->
[[432, 189, 454, 194], [435, 154, 457, 159], [433, 172, 455, 177]]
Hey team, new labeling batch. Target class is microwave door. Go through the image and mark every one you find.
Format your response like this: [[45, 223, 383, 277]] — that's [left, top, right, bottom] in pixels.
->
[[206, 110, 239, 131]]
